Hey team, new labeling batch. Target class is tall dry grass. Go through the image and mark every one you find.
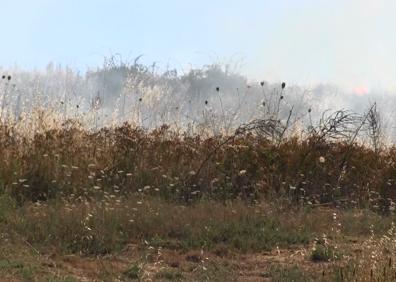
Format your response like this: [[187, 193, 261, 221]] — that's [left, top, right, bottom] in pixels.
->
[[0, 121, 391, 210]]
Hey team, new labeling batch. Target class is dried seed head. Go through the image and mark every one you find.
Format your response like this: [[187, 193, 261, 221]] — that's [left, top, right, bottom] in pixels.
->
[[7, 75, 11, 81], [260, 81, 265, 87], [215, 86, 220, 92], [308, 108, 312, 113], [239, 170, 247, 176], [281, 82, 286, 89], [205, 100, 208, 105]]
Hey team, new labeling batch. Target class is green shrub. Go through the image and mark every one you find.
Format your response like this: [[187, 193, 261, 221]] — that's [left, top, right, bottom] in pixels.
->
[[124, 263, 141, 280]]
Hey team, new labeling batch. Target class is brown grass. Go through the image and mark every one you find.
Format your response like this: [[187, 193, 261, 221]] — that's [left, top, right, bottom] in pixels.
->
[[0, 122, 394, 208], [0, 123, 395, 280]]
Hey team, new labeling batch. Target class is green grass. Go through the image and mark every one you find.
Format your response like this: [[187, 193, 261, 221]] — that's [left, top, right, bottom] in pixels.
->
[[266, 265, 318, 282], [0, 259, 24, 270], [177, 217, 310, 252], [123, 263, 141, 280], [310, 244, 342, 262], [155, 269, 183, 281], [47, 277, 79, 282]]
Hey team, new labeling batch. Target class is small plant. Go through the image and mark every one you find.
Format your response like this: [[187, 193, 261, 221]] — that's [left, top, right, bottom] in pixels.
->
[[310, 236, 341, 262], [18, 266, 35, 282], [310, 244, 338, 262], [267, 264, 314, 281], [124, 263, 142, 280], [155, 269, 183, 280], [47, 276, 79, 282]]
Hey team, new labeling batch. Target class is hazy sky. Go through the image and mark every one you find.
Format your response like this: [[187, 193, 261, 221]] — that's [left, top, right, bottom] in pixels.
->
[[0, 0, 394, 92]]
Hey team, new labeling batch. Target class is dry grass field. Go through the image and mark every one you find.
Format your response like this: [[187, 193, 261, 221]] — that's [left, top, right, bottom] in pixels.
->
[[0, 121, 394, 281]]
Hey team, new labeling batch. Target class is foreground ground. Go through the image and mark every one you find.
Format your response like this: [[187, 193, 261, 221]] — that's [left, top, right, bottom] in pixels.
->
[[0, 239, 358, 281], [1, 198, 396, 281]]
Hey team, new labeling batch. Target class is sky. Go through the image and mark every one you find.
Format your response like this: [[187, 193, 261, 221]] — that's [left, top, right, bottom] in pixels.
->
[[0, 0, 395, 92]]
